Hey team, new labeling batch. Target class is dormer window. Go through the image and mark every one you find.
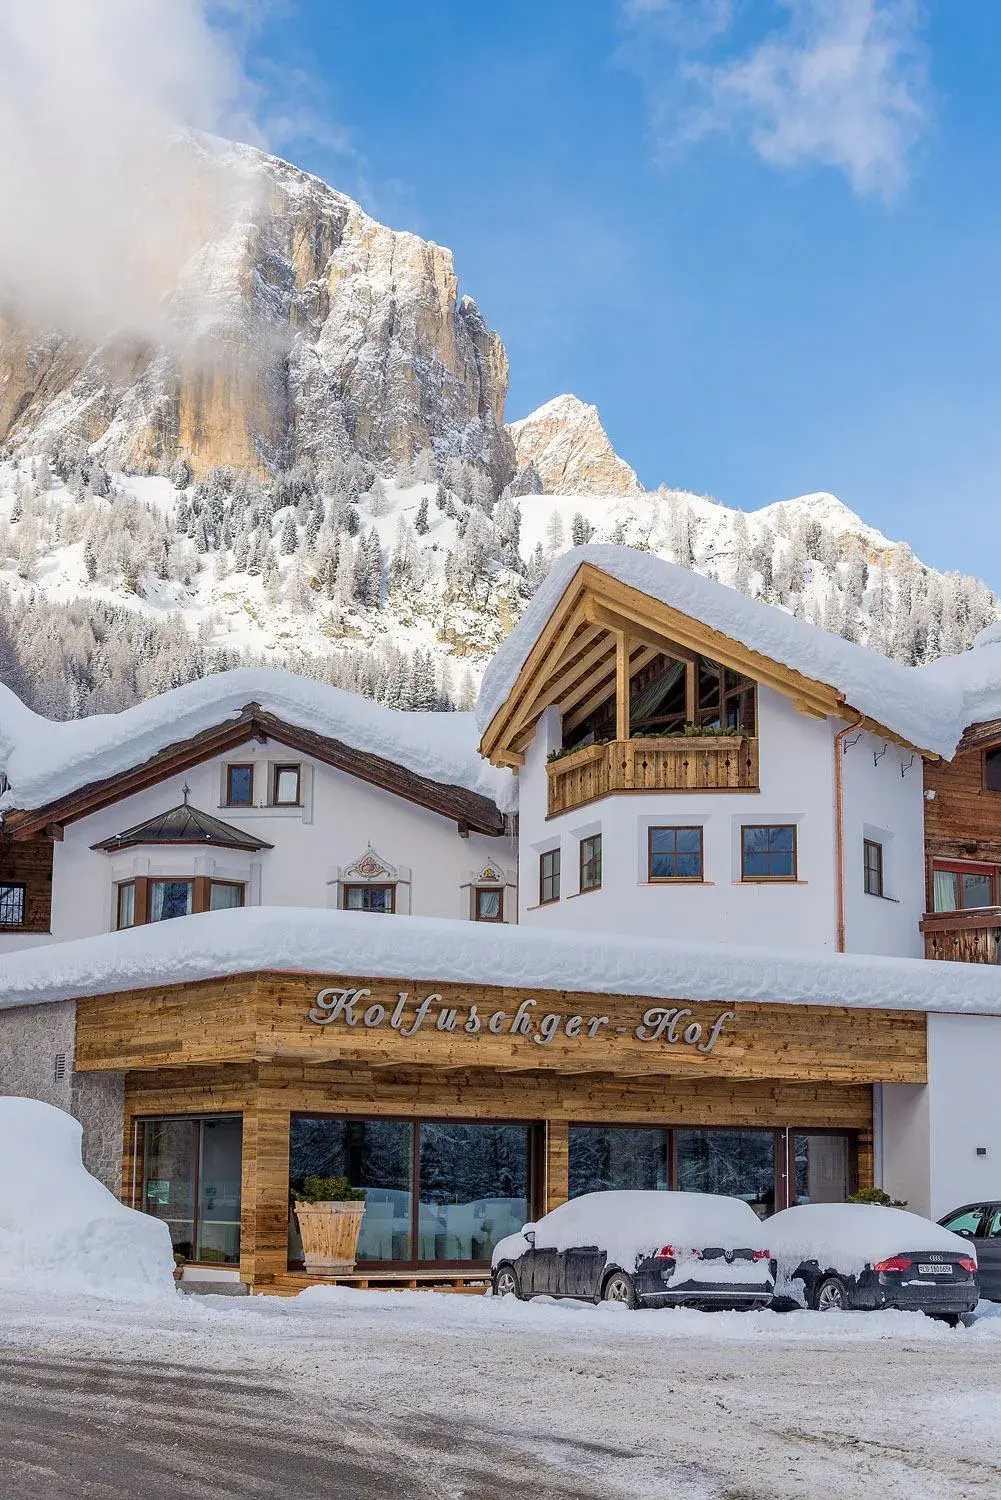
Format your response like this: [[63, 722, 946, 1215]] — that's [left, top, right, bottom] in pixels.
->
[[273, 764, 301, 806], [226, 765, 254, 806]]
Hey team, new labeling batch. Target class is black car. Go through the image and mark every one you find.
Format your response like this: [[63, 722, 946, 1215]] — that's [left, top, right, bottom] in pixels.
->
[[939, 1202, 1001, 1301], [769, 1204, 980, 1323]]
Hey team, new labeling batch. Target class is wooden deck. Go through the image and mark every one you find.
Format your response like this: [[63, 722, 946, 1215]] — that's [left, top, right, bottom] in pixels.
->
[[547, 735, 759, 816], [259, 1270, 491, 1297]]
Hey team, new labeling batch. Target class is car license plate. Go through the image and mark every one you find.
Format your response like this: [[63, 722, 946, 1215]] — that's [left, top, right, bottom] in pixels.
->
[[918, 1263, 951, 1276]]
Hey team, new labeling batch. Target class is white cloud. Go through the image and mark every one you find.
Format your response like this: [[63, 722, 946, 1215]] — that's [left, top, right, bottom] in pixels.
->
[[622, 0, 931, 200]]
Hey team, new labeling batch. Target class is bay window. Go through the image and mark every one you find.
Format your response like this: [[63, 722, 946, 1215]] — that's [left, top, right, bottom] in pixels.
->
[[115, 877, 246, 929]]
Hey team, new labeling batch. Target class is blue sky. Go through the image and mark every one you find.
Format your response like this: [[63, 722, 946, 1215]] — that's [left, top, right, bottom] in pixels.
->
[[239, 2, 1001, 586]]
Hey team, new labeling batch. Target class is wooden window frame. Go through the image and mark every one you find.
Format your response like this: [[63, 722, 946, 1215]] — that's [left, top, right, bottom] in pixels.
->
[[206, 879, 246, 912], [0, 882, 26, 928], [647, 826, 704, 883], [539, 848, 561, 905], [115, 879, 138, 930], [225, 763, 255, 807], [117, 876, 246, 929], [579, 833, 602, 893], [272, 763, 302, 807], [984, 746, 1001, 794], [473, 886, 504, 923], [931, 859, 998, 912], [342, 883, 397, 914], [862, 838, 884, 898], [740, 824, 798, 883]]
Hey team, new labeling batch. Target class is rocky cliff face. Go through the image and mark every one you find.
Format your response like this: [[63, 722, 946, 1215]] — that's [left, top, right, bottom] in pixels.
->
[[0, 136, 514, 484], [508, 394, 639, 496]]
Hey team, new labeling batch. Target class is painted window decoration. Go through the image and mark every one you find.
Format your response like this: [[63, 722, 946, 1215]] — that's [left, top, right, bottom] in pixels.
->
[[579, 833, 602, 892], [272, 764, 301, 806], [141, 1115, 243, 1265], [474, 886, 504, 922], [539, 848, 561, 905], [863, 838, 884, 898], [986, 746, 1001, 793], [289, 1116, 532, 1267], [648, 826, 703, 881], [0, 883, 26, 927], [344, 884, 396, 913], [932, 861, 997, 913], [741, 824, 797, 882], [226, 764, 254, 806]]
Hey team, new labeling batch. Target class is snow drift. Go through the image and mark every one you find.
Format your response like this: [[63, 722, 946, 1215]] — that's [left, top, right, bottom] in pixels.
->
[[0, 1098, 175, 1298]]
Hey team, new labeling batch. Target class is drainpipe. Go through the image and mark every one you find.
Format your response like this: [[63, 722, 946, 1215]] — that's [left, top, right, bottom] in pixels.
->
[[834, 709, 866, 952]]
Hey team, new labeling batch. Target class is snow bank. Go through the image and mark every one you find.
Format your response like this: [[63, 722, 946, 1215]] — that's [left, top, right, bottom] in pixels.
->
[[0, 667, 516, 815], [476, 546, 968, 758], [0, 1098, 175, 1298], [5, 904, 1001, 1017], [767, 1204, 971, 1278], [492, 1190, 770, 1281]]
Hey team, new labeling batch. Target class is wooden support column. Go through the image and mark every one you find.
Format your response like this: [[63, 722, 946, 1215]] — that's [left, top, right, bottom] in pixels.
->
[[546, 1120, 569, 1213], [614, 631, 630, 741], [685, 658, 696, 725], [239, 1075, 291, 1289]]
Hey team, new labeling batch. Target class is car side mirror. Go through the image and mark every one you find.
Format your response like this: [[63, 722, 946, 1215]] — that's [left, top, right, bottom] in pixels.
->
[[522, 1223, 536, 1245]]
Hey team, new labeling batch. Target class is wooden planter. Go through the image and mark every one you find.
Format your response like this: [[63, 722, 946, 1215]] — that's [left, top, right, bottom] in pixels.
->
[[295, 1200, 367, 1273]]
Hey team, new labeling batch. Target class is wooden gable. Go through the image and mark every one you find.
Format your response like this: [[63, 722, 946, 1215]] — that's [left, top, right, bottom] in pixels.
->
[[479, 563, 927, 767], [4, 704, 505, 840]]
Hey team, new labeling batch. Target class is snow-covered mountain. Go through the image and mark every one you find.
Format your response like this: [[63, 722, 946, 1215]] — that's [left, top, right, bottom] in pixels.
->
[[509, 395, 639, 496]]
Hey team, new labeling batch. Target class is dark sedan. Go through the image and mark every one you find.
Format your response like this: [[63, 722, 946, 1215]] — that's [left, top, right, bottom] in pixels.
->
[[939, 1202, 1001, 1301]]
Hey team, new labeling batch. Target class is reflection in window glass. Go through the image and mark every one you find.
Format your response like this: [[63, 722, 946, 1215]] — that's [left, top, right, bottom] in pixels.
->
[[741, 825, 796, 881], [209, 882, 244, 911], [143, 1118, 198, 1259], [963, 873, 994, 909], [676, 1130, 777, 1217], [941, 1208, 985, 1237], [418, 1123, 530, 1263], [149, 880, 193, 921], [792, 1134, 850, 1206], [569, 1126, 669, 1198], [142, 1116, 242, 1264], [196, 1118, 243, 1263], [344, 885, 395, 913], [649, 827, 702, 880], [289, 1117, 413, 1262]]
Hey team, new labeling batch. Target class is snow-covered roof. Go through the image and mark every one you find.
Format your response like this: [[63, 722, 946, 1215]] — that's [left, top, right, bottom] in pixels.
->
[[476, 547, 971, 759], [917, 638, 1001, 735], [5, 906, 1001, 1017], [0, 668, 516, 815]]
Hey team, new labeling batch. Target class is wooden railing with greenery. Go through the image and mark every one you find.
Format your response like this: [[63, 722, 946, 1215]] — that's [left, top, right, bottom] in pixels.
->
[[546, 734, 760, 817], [920, 908, 1001, 964]]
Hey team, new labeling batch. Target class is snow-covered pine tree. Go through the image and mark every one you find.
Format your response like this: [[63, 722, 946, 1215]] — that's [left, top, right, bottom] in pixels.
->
[[414, 496, 430, 535], [571, 512, 595, 547]]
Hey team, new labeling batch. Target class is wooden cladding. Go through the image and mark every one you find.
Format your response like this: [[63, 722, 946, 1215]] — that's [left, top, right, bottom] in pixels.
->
[[121, 1060, 876, 1287], [920, 908, 1001, 964], [547, 735, 759, 817], [77, 969, 928, 1086], [0, 835, 53, 932]]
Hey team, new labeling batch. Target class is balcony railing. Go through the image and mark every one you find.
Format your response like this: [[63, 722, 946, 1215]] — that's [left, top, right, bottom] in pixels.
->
[[547, 735, 759, 818], [920, 908, 1001, 964]]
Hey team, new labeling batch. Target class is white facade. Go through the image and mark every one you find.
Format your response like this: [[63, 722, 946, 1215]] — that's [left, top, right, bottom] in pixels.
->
[[1, 742, 516, 952]]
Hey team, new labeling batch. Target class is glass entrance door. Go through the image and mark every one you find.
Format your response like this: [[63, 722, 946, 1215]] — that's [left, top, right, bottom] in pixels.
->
[[790, 1133, 851, 1205], [141, 1115, 243, 1265]]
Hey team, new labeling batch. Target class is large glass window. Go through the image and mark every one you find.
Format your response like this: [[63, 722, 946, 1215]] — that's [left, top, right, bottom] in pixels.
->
[[790, 1134, 851, 1206], [290, 1117, 413, 1262], [418, 1123, 530, 1263], [676, 1129, 778, 1217], [289, 1117, 532, 1266], [933, 862, 997, 912], [149, 879, 194, 921], [569, 1126, 669, 1198], [142, 1115, 242, 1264]]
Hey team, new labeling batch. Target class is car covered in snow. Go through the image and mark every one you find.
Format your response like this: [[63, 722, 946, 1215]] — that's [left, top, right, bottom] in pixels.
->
[[768, 1203, 979, 1322], [490, 1190, 775, 1309]]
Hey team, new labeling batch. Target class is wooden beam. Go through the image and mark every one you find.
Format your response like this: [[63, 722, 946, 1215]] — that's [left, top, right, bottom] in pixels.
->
[[501, 618, 603, 747], [685, 660, 696, 724], [615, 631, 630, 741], [562, 646, 660, 735], [584, 601, 699, 662]]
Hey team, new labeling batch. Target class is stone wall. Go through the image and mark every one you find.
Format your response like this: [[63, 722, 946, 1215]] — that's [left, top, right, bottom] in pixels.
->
[[0, 999, 125, 1195]]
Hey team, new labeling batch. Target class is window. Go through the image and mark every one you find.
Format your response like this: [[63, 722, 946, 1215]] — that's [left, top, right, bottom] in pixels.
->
[[149, 879, 193, 922], [863, 838, 884, 897], [474, 887, 503, 922], [289, 1116, 532, 1266], [986, 748, 1001, 793], [116, 881, 136, 930], [741, 824, 797, 882], [569, 1126, 669, 1198], [272, 764, 301, 806], [579, 834, 602, 892], [539, 848, 560, 905], [344, 884, 395, 913], [142, 1115, 242, 1264], [648, 826, 703, 881], [932, 862, 997, 912], [225, 764, 254, 806], [677, 1129, 781, 1216], [0, 883, 26, 927], [941, 1207, 985, 1237], [209, 881, 244, 911]]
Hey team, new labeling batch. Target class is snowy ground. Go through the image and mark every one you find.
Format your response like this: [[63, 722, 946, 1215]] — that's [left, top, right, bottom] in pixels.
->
[[1, 1286, 1000, 1499]]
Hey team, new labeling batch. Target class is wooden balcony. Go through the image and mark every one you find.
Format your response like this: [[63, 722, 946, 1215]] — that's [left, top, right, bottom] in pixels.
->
[[920, 908, 1001, 964], [547, 735, 759, 817]]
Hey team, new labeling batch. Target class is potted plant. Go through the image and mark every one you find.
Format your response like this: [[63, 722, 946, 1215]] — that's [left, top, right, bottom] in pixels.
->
[[172, 1252, 185, 1284], [293, 1175, 367, 1274]]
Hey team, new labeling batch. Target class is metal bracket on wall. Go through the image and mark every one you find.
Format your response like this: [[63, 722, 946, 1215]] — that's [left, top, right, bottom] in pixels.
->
[[900, 754, 916, 777], [842, 732, 863, 755], [873, 742, 889, 767]]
